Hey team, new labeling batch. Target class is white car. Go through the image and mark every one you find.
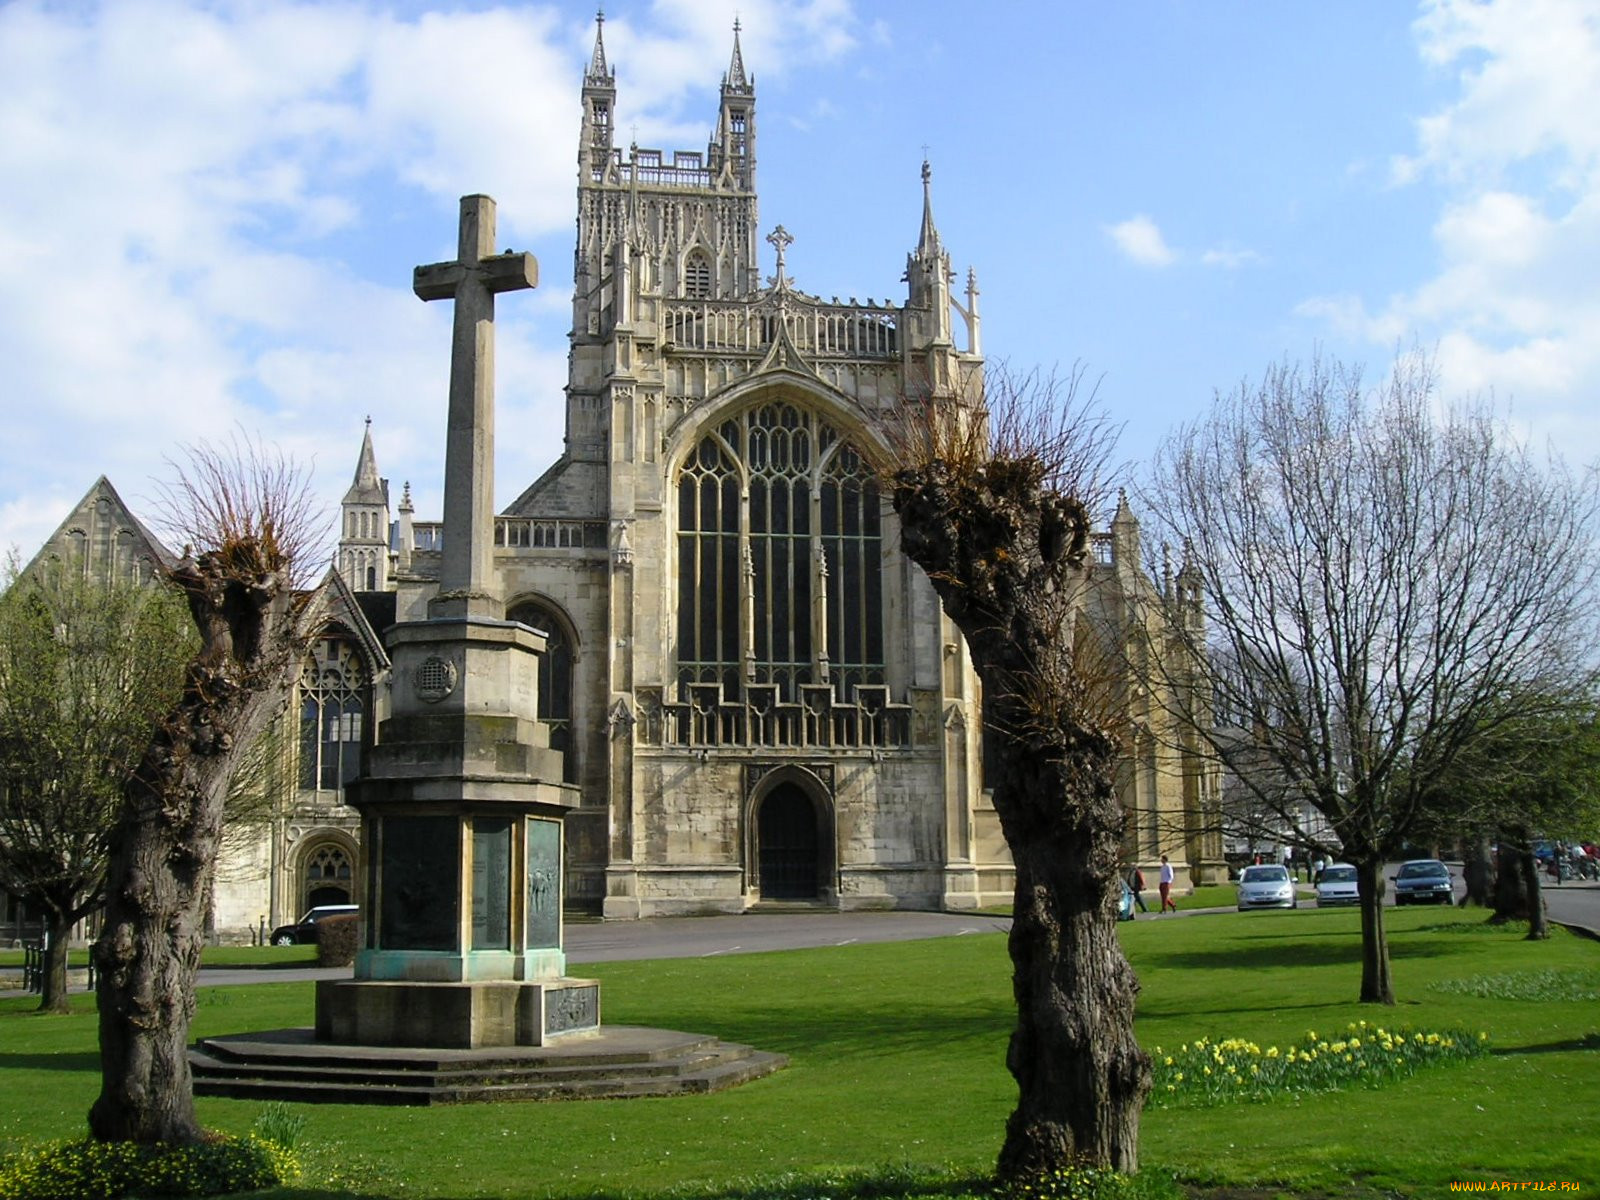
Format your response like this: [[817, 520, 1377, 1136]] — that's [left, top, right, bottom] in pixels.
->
[[1314, 863, 1360, 906], [1236, 864, 1298, 910]]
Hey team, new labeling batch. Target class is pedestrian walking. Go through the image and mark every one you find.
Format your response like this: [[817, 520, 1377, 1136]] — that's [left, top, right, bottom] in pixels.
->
[[1127, 865, 1149, 913], [1159, 854, 1177, 912]]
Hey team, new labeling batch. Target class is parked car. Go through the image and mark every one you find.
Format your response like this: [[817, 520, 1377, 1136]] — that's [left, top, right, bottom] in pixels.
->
[[1314, 863, 1360, 907], [270, 904, 359, 946], [1236, 864, 1297, 910], [1392, 859, 1453, 906]]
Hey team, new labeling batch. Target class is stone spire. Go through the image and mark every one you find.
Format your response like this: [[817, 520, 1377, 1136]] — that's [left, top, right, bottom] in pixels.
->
[[916, 159, 942, 260], [339, 418, 391, 591], [724, 17, 750, 94], [580, 9, 616, 182], [342, 416, 386, 506], [714, 18, 755, 190], [586, 8, 610, 84], [905, 160, 952, 348]]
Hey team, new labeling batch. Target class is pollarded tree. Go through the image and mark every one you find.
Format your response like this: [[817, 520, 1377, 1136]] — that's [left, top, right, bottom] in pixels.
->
[[1140, 353, 1600, 1003], [90, 439, 326, 1145], [890, 367, 1149, 1178], [0, 562, 195, 1012]]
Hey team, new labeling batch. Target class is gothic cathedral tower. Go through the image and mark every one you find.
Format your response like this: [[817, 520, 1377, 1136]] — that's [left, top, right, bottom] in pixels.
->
[[380, 17, 1221, 917], [474, 16, 1002, 917]]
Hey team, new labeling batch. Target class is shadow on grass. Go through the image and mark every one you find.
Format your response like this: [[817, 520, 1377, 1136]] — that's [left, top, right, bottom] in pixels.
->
[[262, 1165, 997, 1200], [626, 997, 1016, 1061], [0, 1050, 99, 1073], [1491, 1032, 1600, 1057], [1143, 936, 1458, 973]]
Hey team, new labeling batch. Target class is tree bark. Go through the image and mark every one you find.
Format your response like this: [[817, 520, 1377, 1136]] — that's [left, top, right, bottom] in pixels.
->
[[89, 547, 311, 1145], [38, 907, 74, 1015], [995, 726, 1146, 1176], [1460, 838, 1493, 908], [1490, 827, 1538, 926], [1521, 846, 1549, 940], [1355, 857, 1394, 1005], [892, 458, 1149, 1177]]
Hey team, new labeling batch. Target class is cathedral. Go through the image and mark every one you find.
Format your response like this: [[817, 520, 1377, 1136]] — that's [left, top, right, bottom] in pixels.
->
[[9, 20, 1221, 943]]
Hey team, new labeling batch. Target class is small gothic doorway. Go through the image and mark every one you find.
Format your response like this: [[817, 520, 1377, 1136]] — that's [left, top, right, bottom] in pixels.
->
[[302, 842, 354, 911], [757, 784, 820, 900]]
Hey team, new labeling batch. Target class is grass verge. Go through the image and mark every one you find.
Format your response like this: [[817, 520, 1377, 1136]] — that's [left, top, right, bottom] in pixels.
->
[[0, 906, 1595, 1198]]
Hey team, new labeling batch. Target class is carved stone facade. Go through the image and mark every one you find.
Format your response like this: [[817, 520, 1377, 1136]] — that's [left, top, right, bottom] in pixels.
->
[[354, 20, 1221, 919], [10, 22, 1220, 943]]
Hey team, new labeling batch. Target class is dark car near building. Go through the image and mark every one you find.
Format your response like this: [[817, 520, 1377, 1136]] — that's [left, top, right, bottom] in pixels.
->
[[1392, 860, 1453, 906], [269, 904, 359, 946]]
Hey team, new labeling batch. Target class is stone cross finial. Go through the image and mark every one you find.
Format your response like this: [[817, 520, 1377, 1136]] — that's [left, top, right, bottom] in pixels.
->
[[414, 194, 538, 618], [766, 224, 793, 282]]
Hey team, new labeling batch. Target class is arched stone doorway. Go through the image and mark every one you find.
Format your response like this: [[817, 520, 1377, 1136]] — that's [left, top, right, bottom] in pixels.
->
[[756, 784, 822, 901]]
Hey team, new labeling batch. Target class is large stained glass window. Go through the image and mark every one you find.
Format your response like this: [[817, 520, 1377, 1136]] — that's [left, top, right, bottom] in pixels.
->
[[298, 637, 367, 792], [676, 402, 884, 701]]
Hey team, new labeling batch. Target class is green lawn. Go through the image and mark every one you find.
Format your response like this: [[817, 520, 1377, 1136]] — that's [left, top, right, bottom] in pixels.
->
[[1, 907, 1596, 1199]]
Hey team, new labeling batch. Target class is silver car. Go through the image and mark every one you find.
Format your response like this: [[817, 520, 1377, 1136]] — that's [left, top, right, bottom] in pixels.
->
[[1236, 864, 1298, 910], [1314, 863, 1360, 906]]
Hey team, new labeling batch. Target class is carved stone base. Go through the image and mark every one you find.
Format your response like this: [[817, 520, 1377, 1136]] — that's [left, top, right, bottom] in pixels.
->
[[315, 977, 599, 1049]]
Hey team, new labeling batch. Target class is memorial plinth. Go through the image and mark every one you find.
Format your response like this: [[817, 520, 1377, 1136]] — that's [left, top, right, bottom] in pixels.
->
[[314, 193, 598, 1050], [318, 615, 596, 1048]]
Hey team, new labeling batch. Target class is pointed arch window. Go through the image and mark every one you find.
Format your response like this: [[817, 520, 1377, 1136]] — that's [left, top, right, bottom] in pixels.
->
[[684, 250, 712, 299], [676, 402, 885, 701], [506, 601, 577, 785], [298, 636, 368, 791]]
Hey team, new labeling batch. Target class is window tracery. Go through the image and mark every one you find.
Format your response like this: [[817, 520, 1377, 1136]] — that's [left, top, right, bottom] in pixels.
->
[[298, 637, 368, 791], [676, 401, 885, 702]]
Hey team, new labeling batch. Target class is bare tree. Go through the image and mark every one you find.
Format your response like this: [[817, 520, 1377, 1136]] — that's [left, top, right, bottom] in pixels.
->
[[888, 366, 1149, 1177], [1140, 353, 1600, 1002], [0, 563, 194, 1011], [90, 437, 325, 1145]]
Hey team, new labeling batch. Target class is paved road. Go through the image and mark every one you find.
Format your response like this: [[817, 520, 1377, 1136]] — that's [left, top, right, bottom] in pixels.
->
[[177, 910, 1014, 989], [10, 884, 1593, 998]]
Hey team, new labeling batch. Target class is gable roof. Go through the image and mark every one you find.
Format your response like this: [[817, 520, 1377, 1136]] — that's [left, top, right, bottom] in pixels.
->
[[21, 476, 178, 583]]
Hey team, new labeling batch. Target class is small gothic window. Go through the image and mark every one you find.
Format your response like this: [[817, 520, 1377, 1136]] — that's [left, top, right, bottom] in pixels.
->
[[506, 601, 577, 785], [298, 637, 369, 791], [684, 251, 712, 299]]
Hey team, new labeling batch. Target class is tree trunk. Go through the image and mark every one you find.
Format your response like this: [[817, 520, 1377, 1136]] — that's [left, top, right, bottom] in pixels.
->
[[994, 732, 1146, 1176], [1460, 837, 1493, 908], [892, 457, 1149, 1178], [1490, 827, 1536, 924], [38, 908, 74, 1015], [1355, 857, 1394, 1005], [90, 548, 312, 1145], [1522, 846, 1549, 940]]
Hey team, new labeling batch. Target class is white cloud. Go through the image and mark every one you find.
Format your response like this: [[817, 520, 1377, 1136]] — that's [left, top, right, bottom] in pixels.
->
[[1106, 215, 1176, 267], [1200, 246, 1264, 269], [0, 0, 870, 557], [1303, 0, 1600, 465]]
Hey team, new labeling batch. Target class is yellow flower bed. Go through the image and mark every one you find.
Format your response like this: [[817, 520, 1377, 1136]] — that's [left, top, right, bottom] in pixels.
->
[[0, 1133, 298, 1200], [1147, 1021, 1488, 1106]]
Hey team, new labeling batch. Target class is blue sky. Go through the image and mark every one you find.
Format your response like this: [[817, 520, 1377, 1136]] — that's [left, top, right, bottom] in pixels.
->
[[3, 0, 1597, 560]]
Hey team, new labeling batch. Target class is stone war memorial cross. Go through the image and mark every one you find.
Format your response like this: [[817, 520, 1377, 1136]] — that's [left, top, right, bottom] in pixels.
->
[[189, 194, 784, 1099], [414, 193, 537, 620], [315, 194, 596, 1049]]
